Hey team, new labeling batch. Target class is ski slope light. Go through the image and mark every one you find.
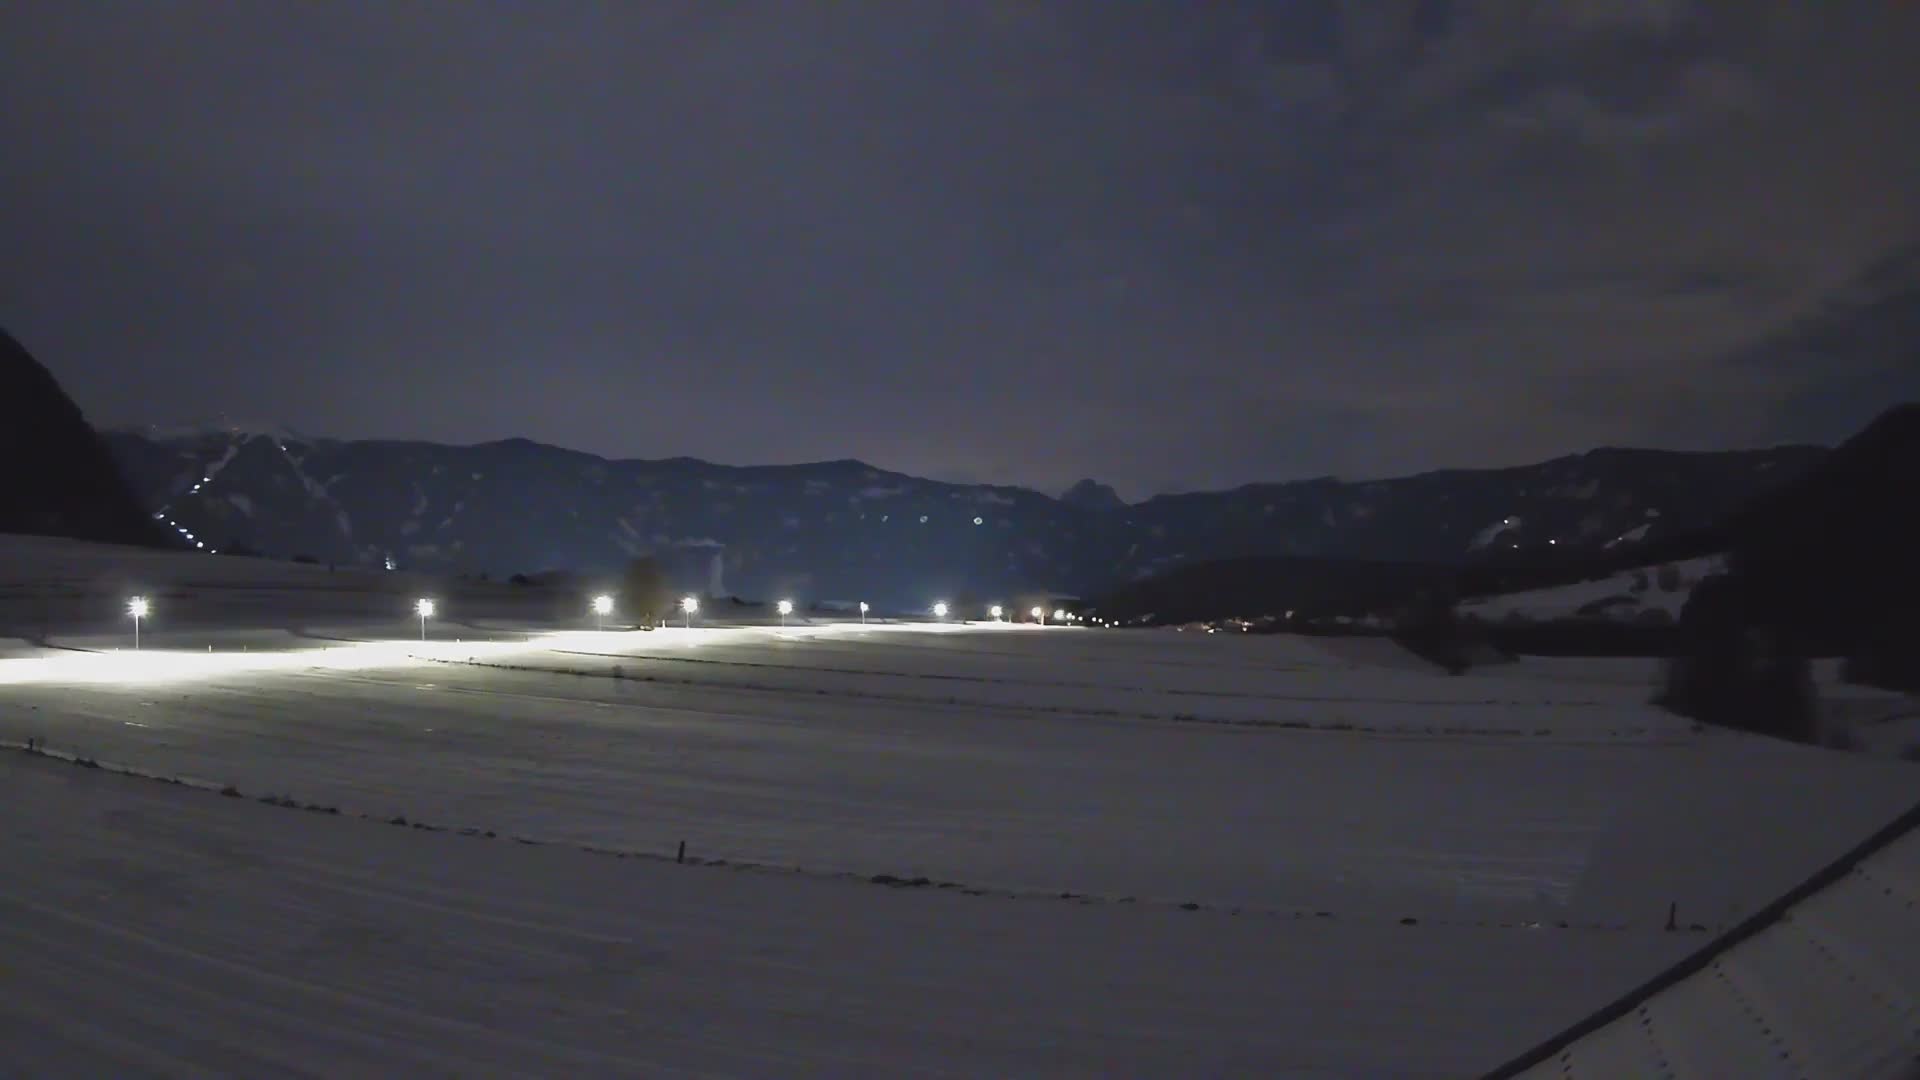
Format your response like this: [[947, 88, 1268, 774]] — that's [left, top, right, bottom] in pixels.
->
[[858, 600, 869, 624], [777, 598, 794, 626], [1053, 609, 1068, 622], [415, 598, 436, 619], [681, 596, 699, 614], [989, 605, 1003, 620], [932, 602, 949, 619], [1032, 606, 1046, 623], [592, 595, 615, 616]]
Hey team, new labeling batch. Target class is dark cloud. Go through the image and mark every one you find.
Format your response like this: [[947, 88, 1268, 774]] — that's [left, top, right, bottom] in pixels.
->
[[2, 1, 1916, 498]]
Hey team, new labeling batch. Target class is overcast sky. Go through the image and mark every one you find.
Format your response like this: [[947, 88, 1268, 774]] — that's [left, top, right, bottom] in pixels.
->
[[4, 1, 1918, 498]]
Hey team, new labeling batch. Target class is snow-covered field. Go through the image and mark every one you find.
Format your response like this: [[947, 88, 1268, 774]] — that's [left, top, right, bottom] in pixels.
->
[[3, 535, 1916, 1076]]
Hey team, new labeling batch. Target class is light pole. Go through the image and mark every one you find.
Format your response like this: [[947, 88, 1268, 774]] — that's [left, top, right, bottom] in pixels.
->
[[1032, 606, 1046, 626], [592, 594, 613, 631], [415, 598, 435, 641], [777, 598, 793, 627], [989, 605, 1003, 621], [858, 601, 868, 624], [681, 595, 698, 628], [932, 602, 948, 621], [127, 596, 148, 650], [1053, 608, 1068, 624]]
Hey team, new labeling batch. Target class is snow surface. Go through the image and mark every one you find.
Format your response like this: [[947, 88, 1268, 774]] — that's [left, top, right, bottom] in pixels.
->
[[1461, 557, 1725, 623], [3, 534, 1918, 1075], [1508, 819, 1920, 1079]]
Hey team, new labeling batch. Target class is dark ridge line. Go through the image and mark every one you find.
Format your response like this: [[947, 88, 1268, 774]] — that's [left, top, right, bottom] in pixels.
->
[[4, 737, 1701, 935]]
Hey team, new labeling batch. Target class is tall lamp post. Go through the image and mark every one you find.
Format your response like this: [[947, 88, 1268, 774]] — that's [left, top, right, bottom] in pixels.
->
[[128, 596, 149, 651], [681, 595, 699, 628], [777, 599, 794, 627], [592, 594, 613, 631], [415, 598, 435, 641]]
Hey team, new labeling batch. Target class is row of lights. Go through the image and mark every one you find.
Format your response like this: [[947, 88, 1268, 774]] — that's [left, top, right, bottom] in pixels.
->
[[120, 592, 1080, 650]]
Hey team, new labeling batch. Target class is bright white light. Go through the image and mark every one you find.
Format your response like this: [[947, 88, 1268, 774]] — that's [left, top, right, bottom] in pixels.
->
[[989, 605, 1003, 619], [1031, 606, 1045, 620], [681, 596, 699, 614], [592, 594, 614, 616], [415, 598, 435, 618], [1053, 608, 1067, 622], [859, 601, 869, 613], [932, 602, 949, 618], [195, 541, 205, 549], [777, 599, 794, 616], [127, 597, 149, 619]]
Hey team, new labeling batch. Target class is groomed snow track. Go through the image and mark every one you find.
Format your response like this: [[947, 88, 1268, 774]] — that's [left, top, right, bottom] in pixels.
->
[[1486, 798, 1920, 1079]]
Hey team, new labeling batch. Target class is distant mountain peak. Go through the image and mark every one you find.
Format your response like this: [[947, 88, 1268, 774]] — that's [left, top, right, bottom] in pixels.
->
[[1061, 478, 1126, 511], [126, 417, 313, 444]]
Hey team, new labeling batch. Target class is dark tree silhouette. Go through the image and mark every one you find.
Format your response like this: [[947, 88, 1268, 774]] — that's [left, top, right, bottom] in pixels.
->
[[622, 557, 672, 626]]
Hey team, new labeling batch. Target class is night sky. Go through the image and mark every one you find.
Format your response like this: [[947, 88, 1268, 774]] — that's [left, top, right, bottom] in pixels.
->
[[4, 2, 1918, 499]]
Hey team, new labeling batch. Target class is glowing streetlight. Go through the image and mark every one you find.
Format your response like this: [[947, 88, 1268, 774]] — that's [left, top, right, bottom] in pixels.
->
[[777, 598, 794, 626], [415, 598, 435, 640], [127, 596, 149, 650], [1032, 606, 1046, 625], [1053, 608, 1068, 623], [858, 601, 869, 624], [591, 594, 613, 631], [932, 602, 949, 620], [681, 595, 699, 628], [989, 605, 1003, 621]]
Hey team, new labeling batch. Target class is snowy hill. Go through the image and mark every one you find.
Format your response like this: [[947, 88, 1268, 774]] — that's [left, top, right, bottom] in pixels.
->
[[101, 427, 1822, 607], [1460, 556, 1726, 626]]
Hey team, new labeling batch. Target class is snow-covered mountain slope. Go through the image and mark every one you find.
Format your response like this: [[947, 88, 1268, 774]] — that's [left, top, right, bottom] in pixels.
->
[[1461, 556, 1726, 625], [101, 426, 1823, 607]]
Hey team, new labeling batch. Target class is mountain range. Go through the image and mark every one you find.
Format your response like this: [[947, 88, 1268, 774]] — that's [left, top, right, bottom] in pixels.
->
[[101, 422, 1823, 609]]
